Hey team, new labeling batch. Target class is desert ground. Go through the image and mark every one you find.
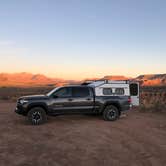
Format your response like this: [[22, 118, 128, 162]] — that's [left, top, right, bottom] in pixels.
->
[[0, 101, 166, 166]]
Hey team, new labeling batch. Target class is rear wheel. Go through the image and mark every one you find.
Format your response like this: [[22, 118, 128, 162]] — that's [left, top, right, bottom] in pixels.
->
[[28, 107, 47, 125], [103, 105, 119, 121]]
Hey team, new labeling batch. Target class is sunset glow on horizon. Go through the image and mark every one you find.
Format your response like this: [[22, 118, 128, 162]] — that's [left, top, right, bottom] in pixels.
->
[[0, 0, 166, 80]]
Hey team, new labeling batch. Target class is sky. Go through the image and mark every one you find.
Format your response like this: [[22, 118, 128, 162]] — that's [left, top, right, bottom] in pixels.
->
[[0, 0, 166, 80]]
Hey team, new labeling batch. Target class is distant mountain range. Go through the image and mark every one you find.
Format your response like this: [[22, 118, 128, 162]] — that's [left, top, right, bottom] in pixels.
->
[[135, 74, 166, 86], [0, 72, 68, 87], [0, 72, 165, 87]]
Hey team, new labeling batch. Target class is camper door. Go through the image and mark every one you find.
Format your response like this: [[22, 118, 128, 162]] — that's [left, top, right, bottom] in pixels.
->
[[130, 83, 139, 106]]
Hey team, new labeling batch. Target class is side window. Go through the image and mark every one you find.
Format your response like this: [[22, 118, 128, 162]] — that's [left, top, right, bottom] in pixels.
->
[[53, 87, 72, 97], [103, 88, 112, 95], [130, 84, 138, 96], [115, 88, 124, 95], [72, 87, 90, 97]]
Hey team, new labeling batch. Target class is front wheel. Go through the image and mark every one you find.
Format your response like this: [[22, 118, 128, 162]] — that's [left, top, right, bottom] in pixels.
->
[[103, 105, 119, 121], [28, 107, 47, 125]]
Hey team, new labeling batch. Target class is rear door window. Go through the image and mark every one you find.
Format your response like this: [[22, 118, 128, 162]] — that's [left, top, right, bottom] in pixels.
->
[[130, 83, 138, 96], [72, 87, 90, 97]]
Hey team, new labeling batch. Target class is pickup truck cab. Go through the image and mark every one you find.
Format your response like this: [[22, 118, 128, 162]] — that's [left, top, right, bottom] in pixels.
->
[[15, 81, 138, 125]]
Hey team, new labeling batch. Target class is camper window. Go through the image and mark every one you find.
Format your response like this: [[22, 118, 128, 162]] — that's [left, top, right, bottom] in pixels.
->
[[115, 88, 124, 95], [103, 88, 113, 95]]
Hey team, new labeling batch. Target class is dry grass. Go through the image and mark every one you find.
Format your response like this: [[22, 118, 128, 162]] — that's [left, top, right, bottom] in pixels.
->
[[0, 86, 53, 101], [139, 86, 166, 112]]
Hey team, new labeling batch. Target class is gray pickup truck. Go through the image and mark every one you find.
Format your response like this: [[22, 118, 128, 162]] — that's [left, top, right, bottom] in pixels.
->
[[15, 85, 131, 125]]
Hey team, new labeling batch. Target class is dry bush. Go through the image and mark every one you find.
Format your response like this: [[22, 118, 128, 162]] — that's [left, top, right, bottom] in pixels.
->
[[139, 86, 166, 112], [137, 103, 166, 112], [0, 86, 53, 101]]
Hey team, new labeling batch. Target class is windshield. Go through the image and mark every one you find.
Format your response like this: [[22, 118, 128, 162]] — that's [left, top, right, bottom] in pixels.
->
[[46, 87, 60, 97]]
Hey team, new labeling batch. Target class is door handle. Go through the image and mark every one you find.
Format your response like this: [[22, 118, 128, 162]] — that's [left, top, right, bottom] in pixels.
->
[[86, 98, 91, 101], [68, 98, 73, 101]]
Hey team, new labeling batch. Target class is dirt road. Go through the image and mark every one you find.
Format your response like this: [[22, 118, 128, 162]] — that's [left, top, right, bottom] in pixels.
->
[[0, 102, 166, 166]]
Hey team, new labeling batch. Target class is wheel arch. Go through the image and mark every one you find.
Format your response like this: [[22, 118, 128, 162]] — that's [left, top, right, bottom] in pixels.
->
[[26, 103, 48, 115], [101, 102, 121, 115]]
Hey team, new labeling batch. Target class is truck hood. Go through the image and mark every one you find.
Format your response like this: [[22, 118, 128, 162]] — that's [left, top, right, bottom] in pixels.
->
[[19, 95, 49, 100]]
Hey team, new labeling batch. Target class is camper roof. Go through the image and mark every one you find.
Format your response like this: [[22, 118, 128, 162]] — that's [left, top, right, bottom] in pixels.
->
[[82, 80, 130, 87]]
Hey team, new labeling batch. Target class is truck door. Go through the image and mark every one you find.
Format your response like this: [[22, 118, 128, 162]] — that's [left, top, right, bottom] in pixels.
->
[[130, 83, 139, 106], [50, 87, 73, 114], [71, 87, 94, 113]]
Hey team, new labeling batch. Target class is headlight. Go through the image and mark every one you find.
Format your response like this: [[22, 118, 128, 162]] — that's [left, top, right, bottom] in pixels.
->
[[19, 99, 28, 104]]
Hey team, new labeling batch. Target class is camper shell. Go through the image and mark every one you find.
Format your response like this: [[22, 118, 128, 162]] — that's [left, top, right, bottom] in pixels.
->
[[84, 80, 139, 106]]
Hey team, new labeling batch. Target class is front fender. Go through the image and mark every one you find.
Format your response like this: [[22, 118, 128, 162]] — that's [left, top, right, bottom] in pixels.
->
[[26, 102, 48, 113]]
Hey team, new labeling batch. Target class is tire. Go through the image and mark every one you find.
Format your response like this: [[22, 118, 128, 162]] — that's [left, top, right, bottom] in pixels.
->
[[103, 105, 119, 121], [28, 107, 47, 125]]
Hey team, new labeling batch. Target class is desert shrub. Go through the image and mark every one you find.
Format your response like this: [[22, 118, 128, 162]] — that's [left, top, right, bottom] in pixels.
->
[[0, 96, 10, 100], [151, 102, 160, 112], [137, 103, 152, 112], [137, 104, 147, 112], [10, 96, 18, 102], [137, 102, 166, 112], [1, 86, 7, 88]]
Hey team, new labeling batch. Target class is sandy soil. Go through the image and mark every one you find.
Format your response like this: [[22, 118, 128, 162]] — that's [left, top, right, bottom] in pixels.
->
[[0, 102, 166, 166]]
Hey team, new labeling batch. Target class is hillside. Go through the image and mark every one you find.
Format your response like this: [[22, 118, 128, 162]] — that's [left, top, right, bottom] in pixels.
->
[[136, 74, 166, 86], [100, 74, 166, 86], [0, 72, 66, 87], [0, 73, 166, 87], [101, 75, 130, 80]]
